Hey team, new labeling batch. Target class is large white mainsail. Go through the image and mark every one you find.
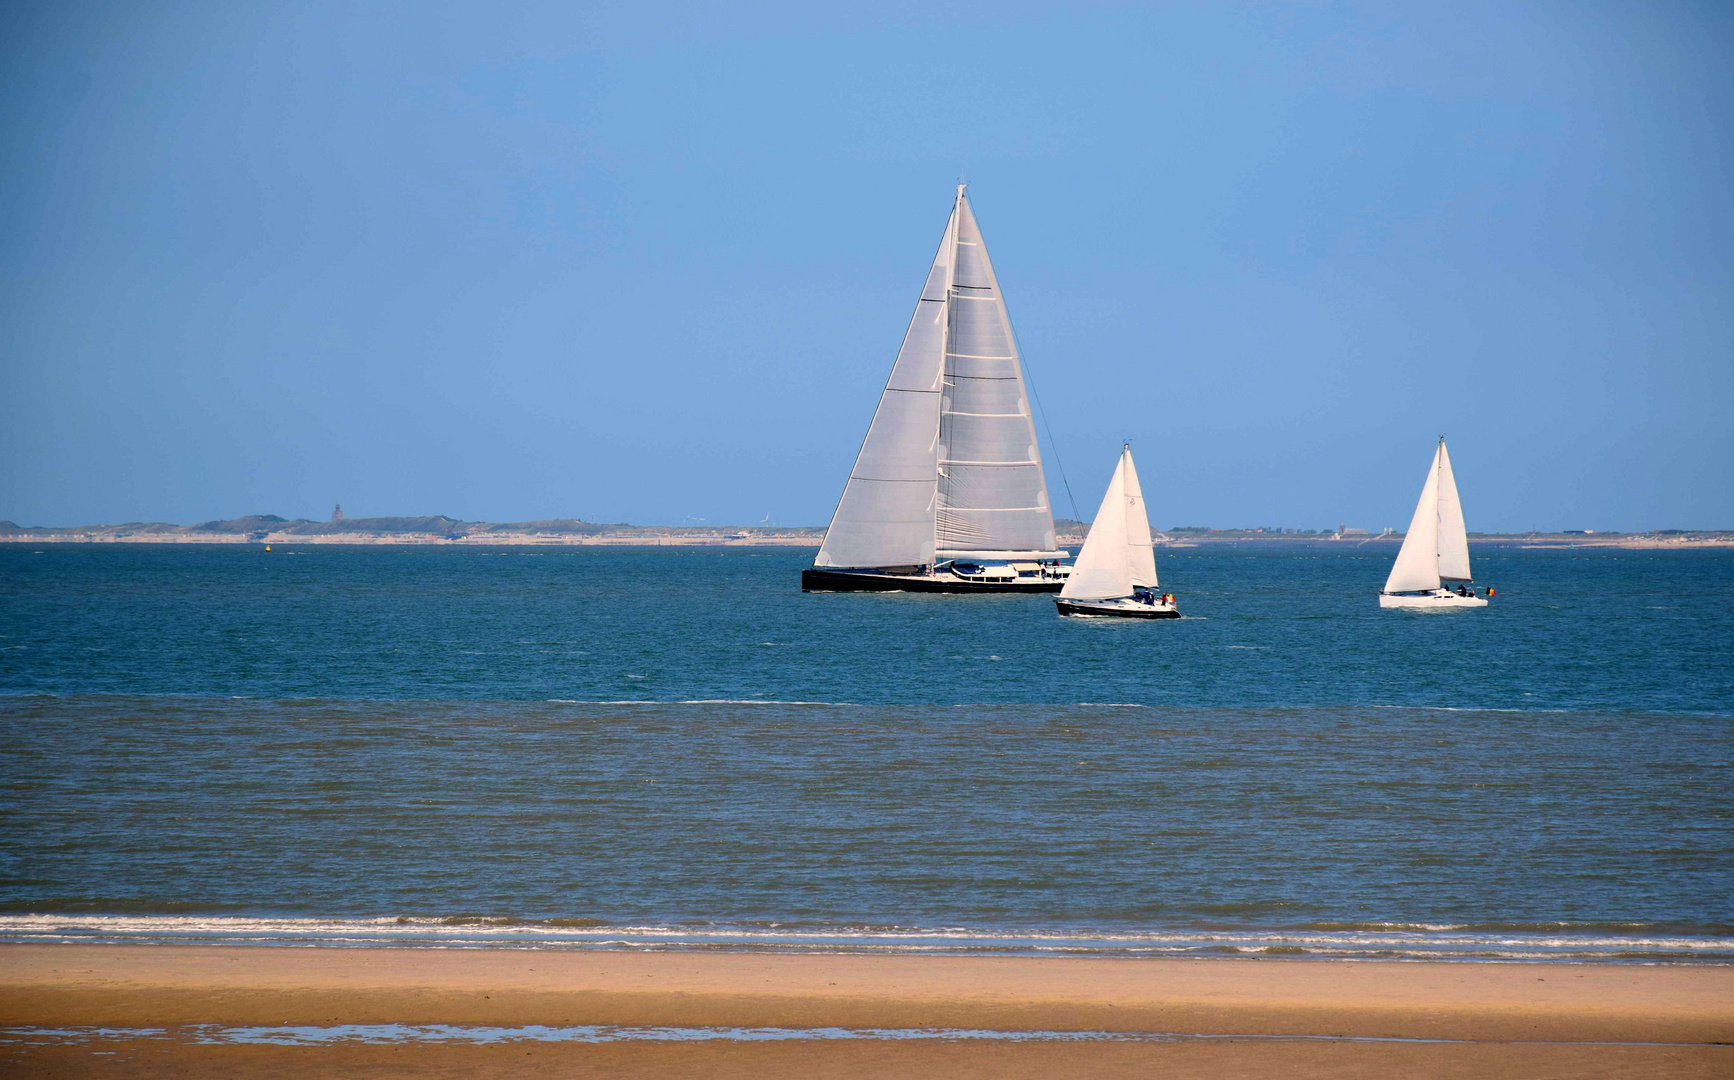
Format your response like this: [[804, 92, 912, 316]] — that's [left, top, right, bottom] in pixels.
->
[[935, 193, 1057, 559], [1061, 445, 1157, 601], [1383, 437, 1473, 593], [815, 186, 1059, 570]]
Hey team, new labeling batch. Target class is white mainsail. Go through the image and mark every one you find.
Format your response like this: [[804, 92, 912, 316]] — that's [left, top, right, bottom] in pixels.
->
[[935, 193, 1057, 559], [816, 186, 1059, 569], [1435, 441, 1471, 582], [1383, 437, 1473, 593], [1122, 448, 1159, 589], [1061, 445, 1158, 601]]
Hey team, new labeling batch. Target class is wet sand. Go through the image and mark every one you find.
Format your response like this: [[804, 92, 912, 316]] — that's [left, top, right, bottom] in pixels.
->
[[6, 1037, 1731, 1079], [1, 945, 1729, 1078]]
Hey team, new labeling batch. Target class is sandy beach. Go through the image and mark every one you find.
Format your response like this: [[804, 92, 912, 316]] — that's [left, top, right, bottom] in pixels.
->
[[2, 945, 1729, 1078]]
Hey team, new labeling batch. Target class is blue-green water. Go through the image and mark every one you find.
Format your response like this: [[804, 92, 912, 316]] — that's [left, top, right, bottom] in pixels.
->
[[0, 544, 1730, 960], [2, 543, 1730, 709]]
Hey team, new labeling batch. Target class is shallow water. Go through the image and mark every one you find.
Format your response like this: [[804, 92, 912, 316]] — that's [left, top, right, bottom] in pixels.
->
[[0, 545, 1729, 960]]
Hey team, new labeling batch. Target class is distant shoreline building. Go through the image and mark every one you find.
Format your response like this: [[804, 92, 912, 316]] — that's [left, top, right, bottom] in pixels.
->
[[332, 504, 344, 522]]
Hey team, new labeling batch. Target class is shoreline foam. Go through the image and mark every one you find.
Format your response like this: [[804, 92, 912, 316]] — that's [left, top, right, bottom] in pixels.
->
[[1, 914, 1730, 964]]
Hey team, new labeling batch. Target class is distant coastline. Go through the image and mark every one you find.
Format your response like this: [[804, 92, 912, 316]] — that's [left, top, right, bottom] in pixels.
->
[[2, 515, 1729, 549], [1157, 529, 1734, 551], [0, 514, 825, 547]]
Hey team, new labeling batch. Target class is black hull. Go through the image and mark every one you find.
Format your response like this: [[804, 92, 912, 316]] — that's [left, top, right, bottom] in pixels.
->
[[1055, 597, 1181, 619], [802, 567, 1064, 594]]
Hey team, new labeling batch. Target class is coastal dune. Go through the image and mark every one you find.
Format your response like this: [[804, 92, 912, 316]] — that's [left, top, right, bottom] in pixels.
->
[[2, 945, 1729, 1078]]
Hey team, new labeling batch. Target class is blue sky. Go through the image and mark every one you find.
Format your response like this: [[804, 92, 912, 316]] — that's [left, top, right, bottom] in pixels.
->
[[2, 1, 1729, 531]]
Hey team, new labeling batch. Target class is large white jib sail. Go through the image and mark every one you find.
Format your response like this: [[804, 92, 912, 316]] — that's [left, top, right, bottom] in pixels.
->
[[1060, 444, 1158, 601], [1384, 437, 1472, 593], [815, 187, 1060, 570]]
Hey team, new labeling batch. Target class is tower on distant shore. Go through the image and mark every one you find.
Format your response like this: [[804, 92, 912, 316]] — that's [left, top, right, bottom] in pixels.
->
[[332, 504, 344, 522]]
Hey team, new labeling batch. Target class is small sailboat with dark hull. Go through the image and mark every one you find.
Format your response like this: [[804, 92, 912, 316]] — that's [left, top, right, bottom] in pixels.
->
[[1055, 444, 1178, 619], [803, 186, 1070, 593], [1379, 437, 1490, 609]]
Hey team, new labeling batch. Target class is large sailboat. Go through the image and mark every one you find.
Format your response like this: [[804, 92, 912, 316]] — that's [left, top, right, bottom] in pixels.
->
[[802, 186, 1070, 593], [1379, 437, 1490, 609], [1055, 444, 1178, 618]]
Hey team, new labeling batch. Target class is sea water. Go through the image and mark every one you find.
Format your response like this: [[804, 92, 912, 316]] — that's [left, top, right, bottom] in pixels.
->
[[0, 543, 1729, 961]]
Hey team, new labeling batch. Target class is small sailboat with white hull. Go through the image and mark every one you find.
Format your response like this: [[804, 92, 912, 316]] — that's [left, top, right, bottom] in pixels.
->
[[803, 186, 1070, 593], [1379, 437, 1490, 609], [1055, 444, 1178, 619]]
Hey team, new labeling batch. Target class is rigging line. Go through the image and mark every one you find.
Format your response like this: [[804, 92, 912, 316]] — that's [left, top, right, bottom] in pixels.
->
[[1005, 320, 1080, 524]]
